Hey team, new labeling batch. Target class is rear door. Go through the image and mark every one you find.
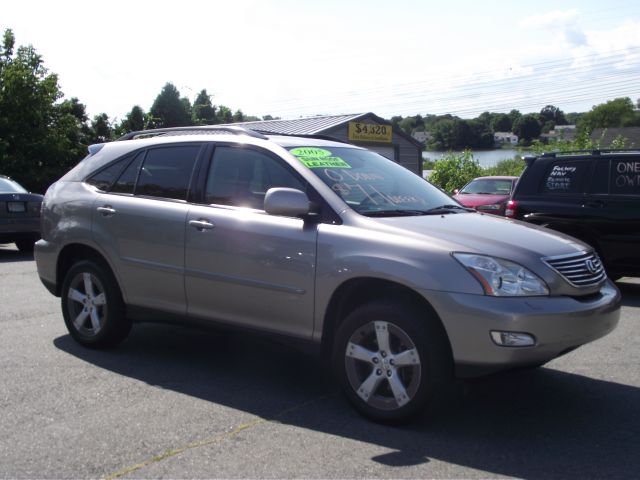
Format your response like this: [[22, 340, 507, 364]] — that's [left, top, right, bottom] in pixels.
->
[[586, 156, 640, 274], [92, 144, 202, 314], [519, 158, 593, 226], [184, 145, 318, 338]]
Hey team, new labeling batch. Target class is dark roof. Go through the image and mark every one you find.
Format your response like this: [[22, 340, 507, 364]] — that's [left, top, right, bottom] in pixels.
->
[[229, 113, 367, 135], [591, 127, 640, 148], [226, 112, 422, 148]]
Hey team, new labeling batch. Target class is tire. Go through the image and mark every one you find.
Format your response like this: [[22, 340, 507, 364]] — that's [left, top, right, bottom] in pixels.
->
[[332, 301, 452, 422], [61, 260, 131, 348], [15, 238, 35, 253]]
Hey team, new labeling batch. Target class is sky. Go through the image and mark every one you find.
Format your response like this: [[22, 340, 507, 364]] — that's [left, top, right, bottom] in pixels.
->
[[3, 0, 640, 122]]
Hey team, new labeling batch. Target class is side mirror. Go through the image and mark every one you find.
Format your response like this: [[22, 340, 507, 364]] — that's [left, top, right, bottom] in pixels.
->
[[264, 188, 310, 217]]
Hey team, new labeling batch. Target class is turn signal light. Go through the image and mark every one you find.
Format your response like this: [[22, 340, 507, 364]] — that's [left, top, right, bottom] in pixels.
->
[[505, 200, 517, 218], [490, 331, 536, 347]]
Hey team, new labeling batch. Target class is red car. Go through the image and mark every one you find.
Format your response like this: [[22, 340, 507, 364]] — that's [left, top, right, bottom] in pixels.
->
[[453, 176, 518, 216]]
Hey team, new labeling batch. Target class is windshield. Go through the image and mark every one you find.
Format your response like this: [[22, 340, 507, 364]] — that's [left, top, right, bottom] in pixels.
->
[[460, 178, 514, 195], [0, 178, 27, 193], [287, 146, 457, 215]]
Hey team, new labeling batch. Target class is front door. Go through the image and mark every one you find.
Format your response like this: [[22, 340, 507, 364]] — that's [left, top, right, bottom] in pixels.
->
[[184, 145, 317, 338]]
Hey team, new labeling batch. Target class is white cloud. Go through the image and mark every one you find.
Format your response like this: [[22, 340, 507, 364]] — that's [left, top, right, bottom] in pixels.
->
[[520, 9, 587, 48], [520, 9, 581, 28]]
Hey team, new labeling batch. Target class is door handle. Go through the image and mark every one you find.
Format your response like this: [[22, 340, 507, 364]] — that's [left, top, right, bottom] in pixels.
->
[[189, 219, 215, 231], [583, 200, 606, 208], [97, 205, 116, 216]]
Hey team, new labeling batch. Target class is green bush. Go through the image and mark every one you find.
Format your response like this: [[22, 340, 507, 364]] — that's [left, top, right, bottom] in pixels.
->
[[483, 158, 527, 176], [428, 151, 483, 192]]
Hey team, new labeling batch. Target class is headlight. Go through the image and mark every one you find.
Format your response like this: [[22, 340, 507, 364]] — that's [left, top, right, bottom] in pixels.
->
[[453, 253, 549, 296], [477, 204, 501, 210]]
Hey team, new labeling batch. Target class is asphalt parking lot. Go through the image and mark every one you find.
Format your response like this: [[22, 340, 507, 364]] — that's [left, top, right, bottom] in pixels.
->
[[1, 244, 638, 479]]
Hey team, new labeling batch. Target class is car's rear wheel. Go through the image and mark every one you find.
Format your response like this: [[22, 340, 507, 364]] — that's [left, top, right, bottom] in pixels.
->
[[333, 301, 451, 422], [61, 260, 131, 348]]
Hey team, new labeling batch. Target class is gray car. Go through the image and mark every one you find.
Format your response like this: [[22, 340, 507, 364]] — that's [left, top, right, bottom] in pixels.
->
[[35, 126, 621, 422]]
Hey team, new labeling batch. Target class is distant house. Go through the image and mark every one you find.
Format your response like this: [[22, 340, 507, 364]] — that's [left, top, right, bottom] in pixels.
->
[[412, 131, 431, 144], [494, 132, 518, 146], [591, 127, 640, 148], [541, 125, 576, 143]]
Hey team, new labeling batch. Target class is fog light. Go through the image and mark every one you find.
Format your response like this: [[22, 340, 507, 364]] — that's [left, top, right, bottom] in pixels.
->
[[490, 331, 536, 347]]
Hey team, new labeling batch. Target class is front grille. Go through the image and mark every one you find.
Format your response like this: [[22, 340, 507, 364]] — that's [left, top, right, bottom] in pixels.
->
[[543, 251, 606, 288]]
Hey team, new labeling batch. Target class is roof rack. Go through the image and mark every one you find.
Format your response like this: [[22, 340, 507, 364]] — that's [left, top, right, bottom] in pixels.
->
[[539, 148, 640, 158], [254, 131, 351, 144], [117, 126, 268, 141]]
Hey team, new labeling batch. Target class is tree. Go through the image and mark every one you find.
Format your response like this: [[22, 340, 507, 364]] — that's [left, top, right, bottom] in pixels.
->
[[428, 119, 456, 150], [508, 109, 522, 127], [233, 109, 245, 122], [578, 97, 640, 133], [399, 117, 415, 135], [149, 83, 192, 128], [513, 114, 542, 143], [216, 105, 233, 124], [0, 29, 84, 192], [428, 119, 492, 150], [540, 105, 567, 126], [390, 115, 403, 128], [491, 113, 512, 132], [191, 89, 217, 125], [477, 111, 495, 129], [126, 105, 145, 131], [89, 113, 112, 143]]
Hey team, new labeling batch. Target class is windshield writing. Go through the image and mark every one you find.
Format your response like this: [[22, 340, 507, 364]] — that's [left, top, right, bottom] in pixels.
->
[[288, 146, 454, 215]]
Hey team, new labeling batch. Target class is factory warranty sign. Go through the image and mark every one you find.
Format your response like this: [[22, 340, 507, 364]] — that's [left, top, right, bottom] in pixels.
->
[[348, 122, 392, 143]]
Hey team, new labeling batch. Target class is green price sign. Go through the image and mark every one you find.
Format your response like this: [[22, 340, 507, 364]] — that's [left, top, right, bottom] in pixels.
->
[[290, 147, 351, 169]]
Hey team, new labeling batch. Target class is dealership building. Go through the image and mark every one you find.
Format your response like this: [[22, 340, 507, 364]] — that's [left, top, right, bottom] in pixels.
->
[[232, 112, 424, 175]]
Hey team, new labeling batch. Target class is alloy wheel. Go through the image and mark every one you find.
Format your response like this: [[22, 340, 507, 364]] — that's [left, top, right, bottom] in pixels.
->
[[344, 320, 421, 411]]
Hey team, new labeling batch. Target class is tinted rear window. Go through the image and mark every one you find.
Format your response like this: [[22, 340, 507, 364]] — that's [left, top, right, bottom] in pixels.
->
[[542, 161, 590, 194], [611, 158, 640, 195], [136, 146, 200, 200]]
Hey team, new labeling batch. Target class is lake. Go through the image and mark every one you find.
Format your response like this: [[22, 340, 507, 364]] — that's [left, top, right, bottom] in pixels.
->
[[422, 149, 524, 168]]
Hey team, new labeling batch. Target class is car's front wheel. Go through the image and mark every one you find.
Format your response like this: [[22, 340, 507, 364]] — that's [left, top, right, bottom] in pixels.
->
[[333, 301, 451, 422], [61, 260, 131, 348]]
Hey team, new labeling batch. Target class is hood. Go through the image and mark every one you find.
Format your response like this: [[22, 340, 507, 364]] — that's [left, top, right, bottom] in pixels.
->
[[453, 193, 509, 207], [357, 212, 588, 270]]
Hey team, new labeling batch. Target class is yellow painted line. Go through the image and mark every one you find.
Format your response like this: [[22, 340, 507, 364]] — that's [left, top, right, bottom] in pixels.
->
[[103, 394, 330, 480]]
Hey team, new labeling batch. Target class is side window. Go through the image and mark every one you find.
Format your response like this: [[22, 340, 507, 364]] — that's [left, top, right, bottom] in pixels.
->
[[206, 147, 306, 209], [111, 152, 144, 194], [610, 158, 640, 195], [85, 156, 131, 191], [135, 145, 200, 200], [542, 161, 590, 194]]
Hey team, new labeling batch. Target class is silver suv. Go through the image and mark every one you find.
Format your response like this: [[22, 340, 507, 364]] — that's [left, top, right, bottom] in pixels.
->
[[35, 126, 621, 421]]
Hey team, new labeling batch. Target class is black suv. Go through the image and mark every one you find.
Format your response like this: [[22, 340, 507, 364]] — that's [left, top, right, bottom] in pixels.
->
[[506, 150, 640, 279]]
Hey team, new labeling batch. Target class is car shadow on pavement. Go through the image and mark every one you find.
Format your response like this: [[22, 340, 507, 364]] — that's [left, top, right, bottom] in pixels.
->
[[617, 279, 640, 307], [0, 245, 34, 263], [54, 320, 640, 479]]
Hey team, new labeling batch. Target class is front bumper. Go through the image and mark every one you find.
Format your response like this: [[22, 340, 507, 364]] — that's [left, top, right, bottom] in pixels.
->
[[34, 239, 59, 295], [422, 279, 621, 377]]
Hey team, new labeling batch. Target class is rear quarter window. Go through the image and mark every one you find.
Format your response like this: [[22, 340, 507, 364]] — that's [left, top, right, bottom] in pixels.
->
[[541, 161, 590, 194], [610, 158, 640, 195]]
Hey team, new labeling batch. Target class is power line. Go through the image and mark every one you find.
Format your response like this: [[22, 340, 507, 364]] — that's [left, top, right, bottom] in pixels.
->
[[249, 47, 639, 118]]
